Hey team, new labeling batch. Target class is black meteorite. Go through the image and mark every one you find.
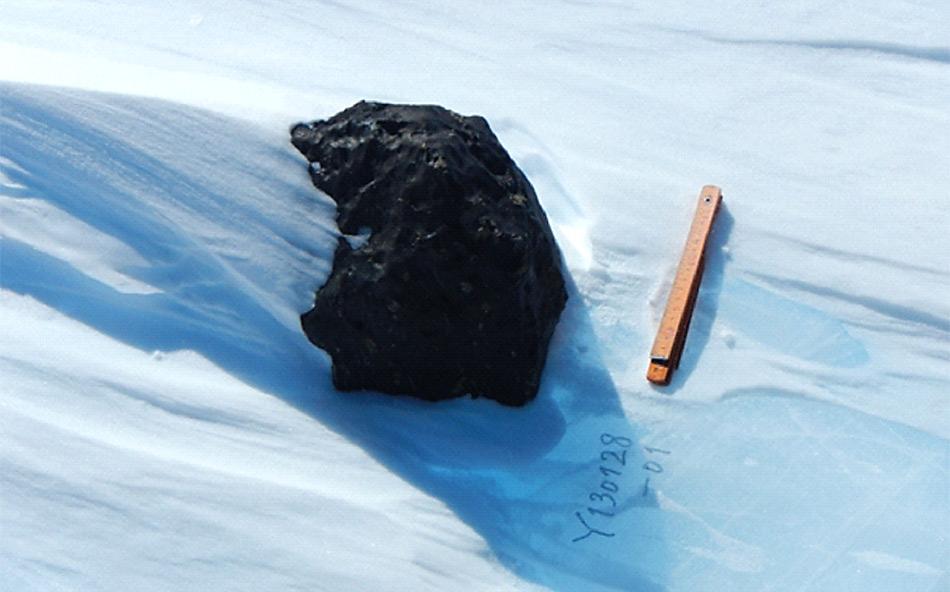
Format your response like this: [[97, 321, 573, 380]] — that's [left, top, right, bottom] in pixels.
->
[[292, 101, 567, 406]]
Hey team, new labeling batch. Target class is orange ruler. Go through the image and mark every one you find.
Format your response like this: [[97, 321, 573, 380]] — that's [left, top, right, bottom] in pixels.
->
[[647, 185, 723, 385]]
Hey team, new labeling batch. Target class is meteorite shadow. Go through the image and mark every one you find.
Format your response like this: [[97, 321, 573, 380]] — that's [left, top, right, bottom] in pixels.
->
[[309, 274, 670, 592], [0, 88, 668, 592]]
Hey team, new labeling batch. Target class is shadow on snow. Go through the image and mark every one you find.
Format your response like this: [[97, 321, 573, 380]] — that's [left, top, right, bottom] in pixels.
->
[[0, 84, 668, 592]]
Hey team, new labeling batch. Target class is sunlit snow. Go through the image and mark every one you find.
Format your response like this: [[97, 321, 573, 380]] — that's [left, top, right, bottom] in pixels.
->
[[1, 2, 947, 591]]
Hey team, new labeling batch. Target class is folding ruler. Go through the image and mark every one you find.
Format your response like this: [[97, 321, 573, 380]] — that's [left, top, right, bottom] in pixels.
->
[[647, 185, 723, 385]]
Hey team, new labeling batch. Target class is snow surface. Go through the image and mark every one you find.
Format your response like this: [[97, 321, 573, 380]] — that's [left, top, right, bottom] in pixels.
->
[[1, 2, 948, 591]]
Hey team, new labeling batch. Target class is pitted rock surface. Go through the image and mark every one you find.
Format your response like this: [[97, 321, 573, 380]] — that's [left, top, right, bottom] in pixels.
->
[[292, 101, 567, 406]]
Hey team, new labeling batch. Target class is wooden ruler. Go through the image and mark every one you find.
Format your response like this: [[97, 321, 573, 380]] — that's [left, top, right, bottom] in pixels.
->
[[647, 185, 723, 385]]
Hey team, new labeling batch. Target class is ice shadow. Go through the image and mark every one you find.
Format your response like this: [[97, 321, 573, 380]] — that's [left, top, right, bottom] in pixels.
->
[[650, 204, 734, 395], [0, 85, 669, 591]]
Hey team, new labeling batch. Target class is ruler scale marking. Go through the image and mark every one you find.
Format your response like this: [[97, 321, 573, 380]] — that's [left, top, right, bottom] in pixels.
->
[[647, 185, 722, 385]]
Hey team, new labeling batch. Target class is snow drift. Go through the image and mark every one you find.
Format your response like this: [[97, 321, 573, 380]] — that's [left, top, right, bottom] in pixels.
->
[[1, 1, 947, 591]]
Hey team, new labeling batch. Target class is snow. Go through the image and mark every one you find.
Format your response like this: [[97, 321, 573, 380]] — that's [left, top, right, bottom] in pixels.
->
[[1, 2, 948, 591], [342, 226, 373, 251]]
